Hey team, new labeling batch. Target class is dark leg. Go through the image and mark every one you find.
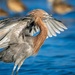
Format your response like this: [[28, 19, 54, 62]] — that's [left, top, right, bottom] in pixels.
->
[[15, 59, 24, 75], [11, 64, 17, 75]]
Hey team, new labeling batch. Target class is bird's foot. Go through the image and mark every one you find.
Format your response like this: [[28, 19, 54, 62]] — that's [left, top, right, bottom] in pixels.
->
[[15, 71, 18, 75], [11, 71, 14, 75]]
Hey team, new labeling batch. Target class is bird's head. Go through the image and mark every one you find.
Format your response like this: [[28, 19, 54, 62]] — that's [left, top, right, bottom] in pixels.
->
[[28, 9, 49, 19]]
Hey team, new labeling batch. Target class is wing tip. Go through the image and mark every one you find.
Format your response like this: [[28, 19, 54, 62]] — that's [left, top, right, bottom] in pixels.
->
[[64, 27, 68, 30]]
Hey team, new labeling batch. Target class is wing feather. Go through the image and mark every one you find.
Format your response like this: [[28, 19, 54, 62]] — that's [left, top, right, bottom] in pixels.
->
[[48, 20, 60, 34], [44, 20, 52, 37], [50, 19, 65, 31], [47, 20, 57, 36], [43, 14, 67, 37], [0, 16, 34, 48], [54, 20, 67, 29], [0, 16, 40, 48]]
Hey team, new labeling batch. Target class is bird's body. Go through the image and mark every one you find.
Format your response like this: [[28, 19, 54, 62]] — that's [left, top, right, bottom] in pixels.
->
[[48, 0, 73, 14], [7, 0, 26, 12], [0, 29, 33, 63], [0, 9, 67, 75]]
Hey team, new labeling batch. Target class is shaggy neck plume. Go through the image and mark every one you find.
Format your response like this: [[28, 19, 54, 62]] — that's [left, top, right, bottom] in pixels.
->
[[33, 17, 48, 54]]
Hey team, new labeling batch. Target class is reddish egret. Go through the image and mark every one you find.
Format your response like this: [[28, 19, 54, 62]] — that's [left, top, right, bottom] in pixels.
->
[[0, 9, 67, 75]]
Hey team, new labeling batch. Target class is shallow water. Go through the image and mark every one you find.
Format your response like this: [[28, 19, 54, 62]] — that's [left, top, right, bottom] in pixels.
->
[[0, 0, 75, 75]]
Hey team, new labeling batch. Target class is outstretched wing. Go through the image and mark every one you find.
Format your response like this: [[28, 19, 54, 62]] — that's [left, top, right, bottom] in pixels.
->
[[0, 16, 39, 48], [0, 14, 67, 48], [42, 14, 67, 37], [21, 14, 67, 38], [0, 17, 19, 40]]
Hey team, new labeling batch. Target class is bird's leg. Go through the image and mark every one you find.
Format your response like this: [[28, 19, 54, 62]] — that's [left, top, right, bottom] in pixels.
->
[[15, 60, 24, 75], [11, 64, 17, 75]]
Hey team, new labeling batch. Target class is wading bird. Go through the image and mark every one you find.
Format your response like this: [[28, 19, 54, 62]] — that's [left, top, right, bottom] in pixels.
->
[[48, 0, 73, 14], [0, 9, 67, 75], [7, 0, 26, 12]]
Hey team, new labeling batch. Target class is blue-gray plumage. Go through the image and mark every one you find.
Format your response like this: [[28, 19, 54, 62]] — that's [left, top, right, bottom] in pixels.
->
[[0, 9, 67, 75]]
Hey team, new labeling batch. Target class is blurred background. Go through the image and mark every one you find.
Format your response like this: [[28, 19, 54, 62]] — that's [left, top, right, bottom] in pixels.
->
[[0, 0, 75, 75]]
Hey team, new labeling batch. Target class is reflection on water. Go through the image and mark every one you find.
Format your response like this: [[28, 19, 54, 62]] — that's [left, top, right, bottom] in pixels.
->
[[0, 0, 75, 75]]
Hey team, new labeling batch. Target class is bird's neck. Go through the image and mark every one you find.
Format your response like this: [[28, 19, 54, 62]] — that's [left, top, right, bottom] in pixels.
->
[[33, 18, 48, 54]]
